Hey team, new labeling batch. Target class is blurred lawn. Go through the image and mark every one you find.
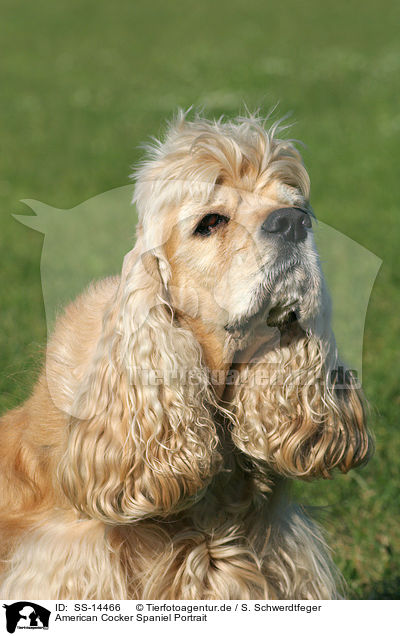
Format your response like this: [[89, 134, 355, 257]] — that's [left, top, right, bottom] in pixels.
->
[[1, 0, 399, 599]]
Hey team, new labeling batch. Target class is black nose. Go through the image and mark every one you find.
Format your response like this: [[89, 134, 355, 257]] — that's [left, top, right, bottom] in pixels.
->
[[261, 207, 312, 243]]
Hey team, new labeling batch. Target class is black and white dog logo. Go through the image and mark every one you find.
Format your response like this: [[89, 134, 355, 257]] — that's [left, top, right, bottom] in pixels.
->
[[3, 602, 50, 633]]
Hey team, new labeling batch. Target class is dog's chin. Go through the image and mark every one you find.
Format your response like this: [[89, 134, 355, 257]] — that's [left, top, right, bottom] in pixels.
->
[[224, 297, 300, 339], [225, 257, 323, 339], [224, 300, 303, 367]]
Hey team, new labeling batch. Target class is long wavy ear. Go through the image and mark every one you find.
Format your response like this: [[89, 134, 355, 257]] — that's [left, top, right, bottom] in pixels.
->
[[59, 241, 221, 523], [230, 322, 373, 480]]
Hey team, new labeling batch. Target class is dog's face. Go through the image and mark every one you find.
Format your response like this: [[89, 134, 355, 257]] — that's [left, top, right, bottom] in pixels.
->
[[162, 176, 324, 361], [132, 114, 332, 369]]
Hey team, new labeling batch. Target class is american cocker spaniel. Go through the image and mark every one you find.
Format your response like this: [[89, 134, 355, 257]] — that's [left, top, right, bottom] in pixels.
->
[[0, 112, 372, 600]]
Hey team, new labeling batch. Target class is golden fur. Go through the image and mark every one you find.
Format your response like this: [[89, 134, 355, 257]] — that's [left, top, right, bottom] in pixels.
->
[[0, 112, 372, 599]]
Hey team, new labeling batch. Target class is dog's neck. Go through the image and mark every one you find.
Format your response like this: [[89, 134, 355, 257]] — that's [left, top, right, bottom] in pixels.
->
[[176, 312, 279, 400]]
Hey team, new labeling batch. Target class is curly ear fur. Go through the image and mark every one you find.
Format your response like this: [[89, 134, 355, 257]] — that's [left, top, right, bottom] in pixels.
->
[[230, 326, 373, 479], [59, 245, 221, 523]]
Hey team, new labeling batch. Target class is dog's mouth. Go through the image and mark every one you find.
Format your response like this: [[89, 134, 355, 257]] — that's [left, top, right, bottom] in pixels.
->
[[225, 259, 317, 337], [266, 304, 298, 328], [224, 301, 302, 367], [224, 299, 299, 338]]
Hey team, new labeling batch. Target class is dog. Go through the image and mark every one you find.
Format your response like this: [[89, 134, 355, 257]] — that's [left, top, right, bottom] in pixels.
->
[[0, 111, 372, 599]]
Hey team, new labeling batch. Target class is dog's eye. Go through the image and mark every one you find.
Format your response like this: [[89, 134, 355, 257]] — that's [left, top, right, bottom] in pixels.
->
[[194, 213, 229, 236]]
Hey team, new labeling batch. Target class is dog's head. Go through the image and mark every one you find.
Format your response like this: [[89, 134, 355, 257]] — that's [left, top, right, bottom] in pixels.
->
[[133, 113, 326, 367], [60, 112, 372, 523]]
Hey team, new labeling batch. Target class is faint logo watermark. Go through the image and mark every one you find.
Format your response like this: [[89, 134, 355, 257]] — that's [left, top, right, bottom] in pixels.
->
[[15, 183, 381, 410]]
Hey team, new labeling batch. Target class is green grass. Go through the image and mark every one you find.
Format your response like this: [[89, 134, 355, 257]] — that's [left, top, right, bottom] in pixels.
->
[[1, 0, 399, 599]]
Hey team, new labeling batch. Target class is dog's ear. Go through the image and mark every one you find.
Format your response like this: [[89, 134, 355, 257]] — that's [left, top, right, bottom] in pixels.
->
[[59, 241, 221, 523], [230, 326, 373, 479]]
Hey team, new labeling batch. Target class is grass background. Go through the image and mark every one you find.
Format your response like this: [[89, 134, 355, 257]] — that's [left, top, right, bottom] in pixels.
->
[[1, 0, 399, 598]]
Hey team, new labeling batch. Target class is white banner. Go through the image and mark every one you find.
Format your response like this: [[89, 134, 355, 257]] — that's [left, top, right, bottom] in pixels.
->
[[1, 600, 398, 636]]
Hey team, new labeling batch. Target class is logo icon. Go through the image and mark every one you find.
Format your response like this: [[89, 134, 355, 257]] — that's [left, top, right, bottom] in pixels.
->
[[2, 603, 51, 633]]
